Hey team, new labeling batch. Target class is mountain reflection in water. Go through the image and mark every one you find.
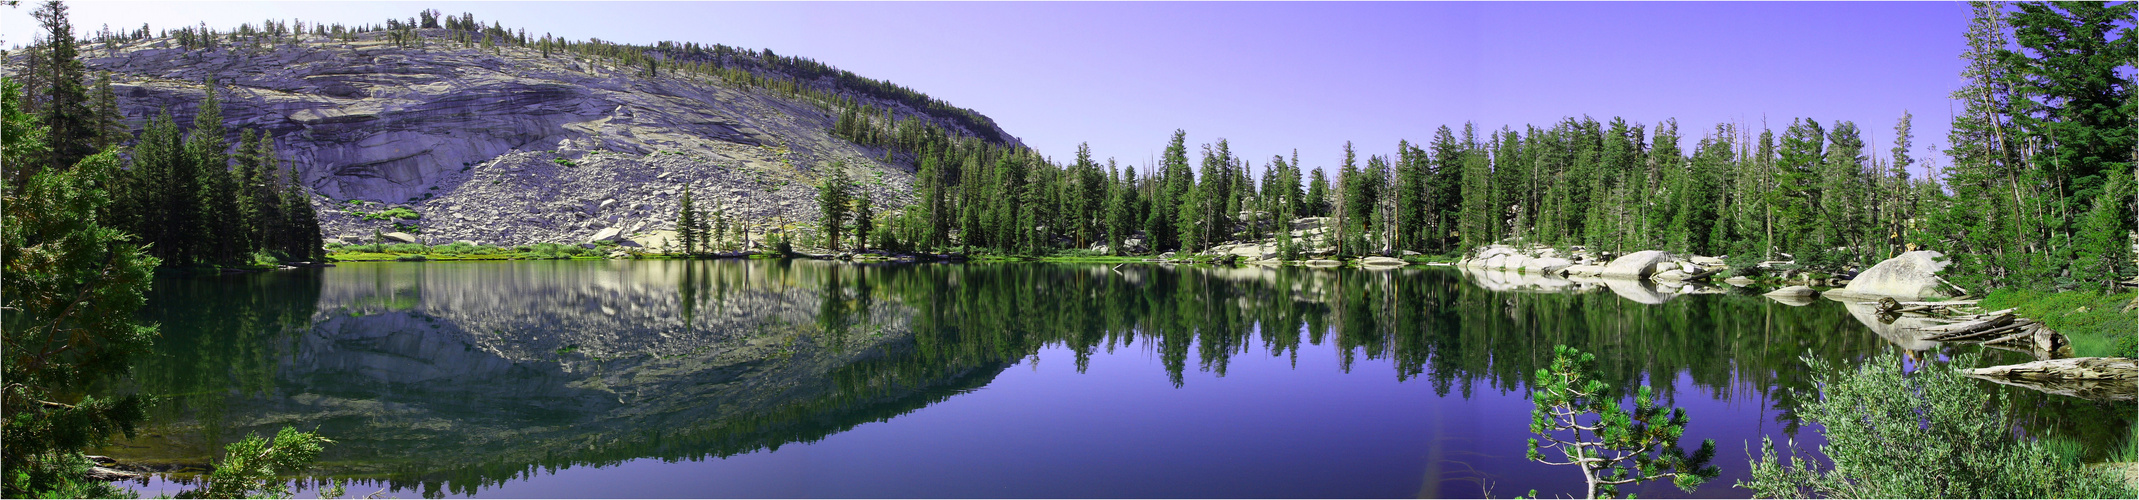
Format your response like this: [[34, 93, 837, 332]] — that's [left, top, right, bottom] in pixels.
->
[[111, 261, 2133, 498]]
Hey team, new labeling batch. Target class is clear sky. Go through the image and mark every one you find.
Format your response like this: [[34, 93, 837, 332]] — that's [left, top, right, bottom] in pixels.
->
[[6, 1, 1972, 175]]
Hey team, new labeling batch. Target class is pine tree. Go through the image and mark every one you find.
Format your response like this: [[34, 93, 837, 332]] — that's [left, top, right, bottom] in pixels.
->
[[1774, 118, 1825, 263], [1818, 121, 1868, 267], [677, 185, 698, 255], [1885, 112, 1917, 258], [2007, 1, 2136, 220], [88, 72, 123, 150], [1306, 167, 1331, 219], [2070, 165, 2135, 289], [854, 192, 875, 251], [30, 0, 95, 174], [278, 165, 323, 261], [818, 163, 853, 251], [189, 78, 242, 265], [232, 129, 264, 253], [1105, 161, 1131, 255], [1457, 132, 1495, 251]]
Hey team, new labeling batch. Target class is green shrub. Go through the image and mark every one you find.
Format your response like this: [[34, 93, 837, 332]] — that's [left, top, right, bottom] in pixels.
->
[[248, 250, 282, 267], [1740, 352, 2135, 498], [1981, 289, 2139, 357], [188, 426, 334, 499], [553, 157, 576, 167]]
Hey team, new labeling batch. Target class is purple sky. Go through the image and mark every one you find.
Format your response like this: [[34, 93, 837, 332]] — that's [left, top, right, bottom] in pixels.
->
[[7, 1, 1971, 175]]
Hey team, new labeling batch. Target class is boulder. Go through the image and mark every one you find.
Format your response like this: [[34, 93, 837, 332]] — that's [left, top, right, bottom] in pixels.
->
[[1723, 276, 1755, 286], [1832, 251, 1954, 300], [1689, 255, 1727, 267], [1600, 250, 1675, 279], [381, 232, 419, 243], [1227, 244, 1266, 258], [1304, 259, 1342, 267], [1527, 257, 1574, 274], [1504, 255, 1534, 271], [586, 226, 622, 243], [1652, 269, 1690, 283], [1564, 264, 1606, 277]]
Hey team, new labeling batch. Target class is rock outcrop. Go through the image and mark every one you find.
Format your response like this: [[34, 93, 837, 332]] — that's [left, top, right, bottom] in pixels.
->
[[17, 28, 1021, 246]]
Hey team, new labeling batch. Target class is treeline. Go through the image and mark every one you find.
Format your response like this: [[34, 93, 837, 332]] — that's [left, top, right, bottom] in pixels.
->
[[823, 0, 2132, 293], [9, 0, 323, 267]]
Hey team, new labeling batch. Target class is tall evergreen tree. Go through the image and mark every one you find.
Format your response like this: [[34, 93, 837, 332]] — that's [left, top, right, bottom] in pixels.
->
[[1774, 118, 1825, 262], [277, 164, 323, 261], [677, 185, 699, 255], [189, 78, 242, 264], [854, 192, 874, 251], [817, 164, 853, 251], [30, 0, 95, 174]]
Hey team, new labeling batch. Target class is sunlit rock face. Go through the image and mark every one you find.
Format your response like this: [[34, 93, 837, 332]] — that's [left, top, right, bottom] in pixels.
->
[[34, 30, 1019, 245]]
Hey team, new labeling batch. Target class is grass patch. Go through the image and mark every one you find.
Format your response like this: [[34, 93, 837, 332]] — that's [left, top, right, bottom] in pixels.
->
[[1981, 289, 2138, 358]]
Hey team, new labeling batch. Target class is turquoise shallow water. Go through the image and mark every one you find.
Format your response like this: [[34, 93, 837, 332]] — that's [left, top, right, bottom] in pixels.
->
[[112, 260, 2132, 498]]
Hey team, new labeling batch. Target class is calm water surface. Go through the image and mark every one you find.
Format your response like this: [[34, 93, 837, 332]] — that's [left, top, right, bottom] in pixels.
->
[[110, 260, 2133, 498]]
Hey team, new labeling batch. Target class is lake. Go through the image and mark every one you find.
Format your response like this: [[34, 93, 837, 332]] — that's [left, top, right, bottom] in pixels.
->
[[108, 260, 2134, 498]]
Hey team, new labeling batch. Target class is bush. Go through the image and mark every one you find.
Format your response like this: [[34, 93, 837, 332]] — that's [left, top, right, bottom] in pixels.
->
[[1980, 289, 2139, 358], [383, 243, 426, 254], [248, 250, 282, 267], [1740, 351, 2134, 498]]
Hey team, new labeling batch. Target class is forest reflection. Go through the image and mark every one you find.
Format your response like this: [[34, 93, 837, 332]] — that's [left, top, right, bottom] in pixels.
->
[[112, 261, 2126, 497]]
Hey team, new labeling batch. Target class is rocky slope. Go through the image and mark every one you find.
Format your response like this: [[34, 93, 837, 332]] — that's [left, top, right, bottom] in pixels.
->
[[36, 28, 1018, 246]]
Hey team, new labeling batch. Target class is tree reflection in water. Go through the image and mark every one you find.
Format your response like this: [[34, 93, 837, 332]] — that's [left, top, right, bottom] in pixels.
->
[[109, 261, 2132, 497]]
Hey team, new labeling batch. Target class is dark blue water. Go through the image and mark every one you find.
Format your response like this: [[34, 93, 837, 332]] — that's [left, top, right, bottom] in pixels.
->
[[110, 260, 2128, 498]]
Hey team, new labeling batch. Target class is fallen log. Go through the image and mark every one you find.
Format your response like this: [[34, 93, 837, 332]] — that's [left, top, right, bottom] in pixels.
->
[[1979, 325, 2038, 346], [1962, 357, 2138, 381], [1921, 313, 2016, 336], [1928, 321, 2028, 342]]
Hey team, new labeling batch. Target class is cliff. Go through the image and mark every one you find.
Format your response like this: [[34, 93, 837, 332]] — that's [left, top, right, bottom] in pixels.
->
[[27, 27, 1019, 246]]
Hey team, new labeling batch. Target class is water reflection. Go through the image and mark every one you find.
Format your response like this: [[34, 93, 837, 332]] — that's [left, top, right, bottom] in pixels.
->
[[111, 261, 2130, 498]]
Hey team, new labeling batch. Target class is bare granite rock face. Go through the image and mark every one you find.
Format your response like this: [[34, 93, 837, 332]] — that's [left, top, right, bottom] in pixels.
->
[[21, 30, 1019, 246]]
